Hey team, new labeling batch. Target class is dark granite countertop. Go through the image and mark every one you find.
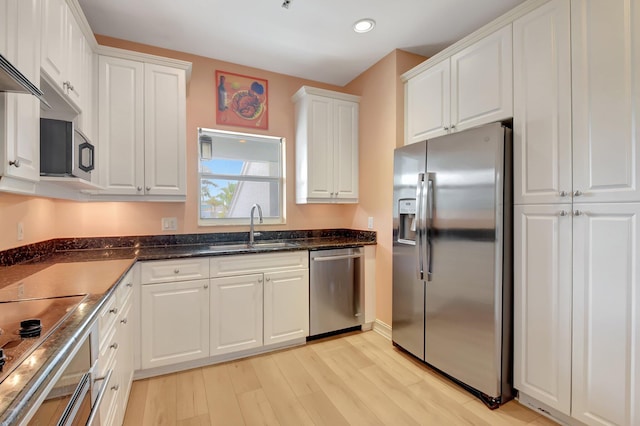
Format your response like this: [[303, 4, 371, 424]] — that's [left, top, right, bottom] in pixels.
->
[[0, 229, 375, 424]]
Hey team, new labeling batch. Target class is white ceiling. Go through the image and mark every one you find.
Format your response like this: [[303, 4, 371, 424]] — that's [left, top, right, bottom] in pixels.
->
[[77, 0, 527, 86]]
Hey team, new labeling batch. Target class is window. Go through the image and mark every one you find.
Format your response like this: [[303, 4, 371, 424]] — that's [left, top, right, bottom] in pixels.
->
[[198, 128, 285, 225]]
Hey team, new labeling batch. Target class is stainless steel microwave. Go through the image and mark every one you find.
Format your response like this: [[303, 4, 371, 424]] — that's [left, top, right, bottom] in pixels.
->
[[40, 118, 95, 181]]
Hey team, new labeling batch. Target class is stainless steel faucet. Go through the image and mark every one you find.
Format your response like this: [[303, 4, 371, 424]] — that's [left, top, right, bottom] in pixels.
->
[[249, 203, 263, 246]]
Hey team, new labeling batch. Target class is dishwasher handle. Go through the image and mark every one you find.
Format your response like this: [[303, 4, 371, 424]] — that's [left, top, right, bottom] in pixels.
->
[[311, 253, 363, 262]]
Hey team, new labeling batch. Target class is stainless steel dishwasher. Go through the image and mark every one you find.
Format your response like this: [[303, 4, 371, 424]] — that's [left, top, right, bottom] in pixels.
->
[[309, 247, 364, 336]]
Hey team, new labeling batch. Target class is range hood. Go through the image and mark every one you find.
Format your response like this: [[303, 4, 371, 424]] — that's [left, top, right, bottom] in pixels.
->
[[0, 53, 49, 108]]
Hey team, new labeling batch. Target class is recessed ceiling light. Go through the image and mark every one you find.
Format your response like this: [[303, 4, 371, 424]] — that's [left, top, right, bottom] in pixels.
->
[[353, 19, 376, 33]]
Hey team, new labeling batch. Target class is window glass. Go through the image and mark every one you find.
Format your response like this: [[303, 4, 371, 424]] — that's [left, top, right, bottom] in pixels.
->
[[198, 128, 284, 225]]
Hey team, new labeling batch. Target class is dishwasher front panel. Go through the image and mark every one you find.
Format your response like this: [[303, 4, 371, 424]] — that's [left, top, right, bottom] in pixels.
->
[[309, 247, 364, 336]]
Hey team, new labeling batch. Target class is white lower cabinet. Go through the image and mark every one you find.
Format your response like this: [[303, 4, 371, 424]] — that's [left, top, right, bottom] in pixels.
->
[[139, 251, 309, 371], [514, 204, 572, 414], [571, 203, 640, 426], [264, 269, 309, 345], [140, 278, 210, 369], [96, 269, 135, 426], [515, 203, 640, 426], [210, 274, 263, 356]]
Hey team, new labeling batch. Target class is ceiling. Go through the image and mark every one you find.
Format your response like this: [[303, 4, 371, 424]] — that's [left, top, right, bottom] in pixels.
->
[[77, 0, 527, 86]]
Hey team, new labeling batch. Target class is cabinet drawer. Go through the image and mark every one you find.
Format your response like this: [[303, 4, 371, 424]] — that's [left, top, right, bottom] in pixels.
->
[[98, 294, 119, 339], [97, 323, 118, 377], [117, 269, 134, 305], [140, 258, 209, 284], [210, 251, 309, 277]]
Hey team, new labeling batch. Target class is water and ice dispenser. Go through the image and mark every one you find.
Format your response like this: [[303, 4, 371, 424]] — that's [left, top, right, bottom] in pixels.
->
[[398, 198, 417, 244]]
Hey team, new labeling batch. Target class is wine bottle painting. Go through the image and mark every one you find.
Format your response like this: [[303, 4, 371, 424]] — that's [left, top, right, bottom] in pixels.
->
[[215, 70, 268, 130]]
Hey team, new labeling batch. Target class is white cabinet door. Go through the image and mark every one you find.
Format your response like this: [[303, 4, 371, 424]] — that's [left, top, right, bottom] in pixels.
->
[[0, 0, 41, 184], [514, 204, 572, 415], [144, 63, 186, 196], [140, 279, 210, 369], [66, 15, 86, 109], [305, 94, 333, 199], [210, 274, 263, 356], [293, 86, 359, 204], [40, 0, 67, 88], [264, 269, 309, 345], [405, 60, 450, 144], [334, 99, 358, 200], [513, 0, 572, 205], [451, 24, 513, 132], [98, 56, 144, 194], [571, 0, 640, 203], [572, 202, 640, 426]]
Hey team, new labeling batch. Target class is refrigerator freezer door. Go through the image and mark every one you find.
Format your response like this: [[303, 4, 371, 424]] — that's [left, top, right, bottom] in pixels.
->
[[392, 141, 427, 360], [424, 122, 506, 398]]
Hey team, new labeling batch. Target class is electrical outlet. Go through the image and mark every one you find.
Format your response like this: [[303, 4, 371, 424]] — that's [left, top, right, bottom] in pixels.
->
[[367, 217, 374, 229], [17, 222, 24, 241], [161, 217, 178, 231]]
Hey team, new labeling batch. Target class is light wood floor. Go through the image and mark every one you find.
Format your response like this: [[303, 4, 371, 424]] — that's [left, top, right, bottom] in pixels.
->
[[123, 331, 557, 426]]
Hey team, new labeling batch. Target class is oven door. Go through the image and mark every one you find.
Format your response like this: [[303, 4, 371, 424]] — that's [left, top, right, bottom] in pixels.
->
[[27, 334, 93, 425]]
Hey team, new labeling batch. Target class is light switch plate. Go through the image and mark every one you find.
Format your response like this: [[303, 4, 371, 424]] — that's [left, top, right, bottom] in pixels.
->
[[17, 222, 24, 241], [161, 217, 178, 231], [367, 217, 374, 229]]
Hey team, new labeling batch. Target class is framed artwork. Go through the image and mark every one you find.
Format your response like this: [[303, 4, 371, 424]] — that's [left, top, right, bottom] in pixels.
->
[[215, 70, 268, 130]]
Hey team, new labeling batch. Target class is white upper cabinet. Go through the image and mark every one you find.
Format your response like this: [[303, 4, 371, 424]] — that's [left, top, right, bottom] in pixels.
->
[[405, 60, 450, 144], [404, 25, 513, 144], [0, 0, 41, 189], [450, 25, 513, 131], [572, 202, 640, 426], [293, 86, 359, 204], [571, 0, 640, 203], [41, 0, 91, 113], [97, 56, 187, 198], [513, 0, 572, 205], [143, 63, 187, 196], [98, 56, 144, 195]]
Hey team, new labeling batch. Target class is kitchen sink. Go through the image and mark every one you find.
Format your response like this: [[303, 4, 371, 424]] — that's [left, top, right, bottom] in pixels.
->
[[207, 241, 299, 252]]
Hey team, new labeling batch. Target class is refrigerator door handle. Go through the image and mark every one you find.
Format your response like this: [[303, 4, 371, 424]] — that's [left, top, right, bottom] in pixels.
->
[[416, 173, 426, 280], [426, 174, 434, 281]]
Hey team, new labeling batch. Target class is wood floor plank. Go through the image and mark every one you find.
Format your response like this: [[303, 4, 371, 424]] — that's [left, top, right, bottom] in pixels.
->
[[124, 331, 556, 426], [176, 369, 209, 420], [123, 378, 149, 426], [143, 373, 178, 426], [272, 348, 321, 397], [297, 390, 350, 426], [250, 355, 315, 426], [237, 388, 280, 426], [294, 346, 385, 426], [227, 358, 262, 395], [201, 364, 245, 426], [322, 349, 420, 425]]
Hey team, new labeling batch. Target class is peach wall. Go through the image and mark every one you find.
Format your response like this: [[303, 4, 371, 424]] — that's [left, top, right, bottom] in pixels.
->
[[346, 50, 425, 326], [0, 37, 361, 250]]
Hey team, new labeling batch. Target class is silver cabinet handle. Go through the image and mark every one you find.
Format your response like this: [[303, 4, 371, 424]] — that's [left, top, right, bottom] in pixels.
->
[[9, 160, 20, 168], [444, 126, 449, 131], [574, 190, 583, 197], [450, 124, 456, 129], [174, 269, 180, 274], [146, 186, 151, 191], [109, 307, 118, 314], [126, 282, 133, 287], [137, 186, 143, 191], [110, 342, 119, 350], [559, 210, 568, 216], [204, 284, 209, 289], [120, 318, 128, 324], [111, 384, 120, 391], [266, 277, 270, 281], [574, 210, 582, 216], [559, 191, 568, 197], [258, 278, 263, 283]]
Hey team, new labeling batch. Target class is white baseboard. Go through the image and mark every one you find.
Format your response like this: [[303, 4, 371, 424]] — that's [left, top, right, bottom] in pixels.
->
[[372, 319, 392, 340]]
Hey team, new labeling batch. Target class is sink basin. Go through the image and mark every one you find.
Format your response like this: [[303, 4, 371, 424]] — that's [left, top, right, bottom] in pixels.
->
[[207, 241, 298, 252]]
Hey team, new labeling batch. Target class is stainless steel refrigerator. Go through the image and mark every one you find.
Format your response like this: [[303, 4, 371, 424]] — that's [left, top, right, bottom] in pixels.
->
[[392, 121, 513, 408]]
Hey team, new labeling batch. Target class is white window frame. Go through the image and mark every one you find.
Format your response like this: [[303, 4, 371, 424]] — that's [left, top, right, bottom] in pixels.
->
[[198, 128, 286, 226]]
